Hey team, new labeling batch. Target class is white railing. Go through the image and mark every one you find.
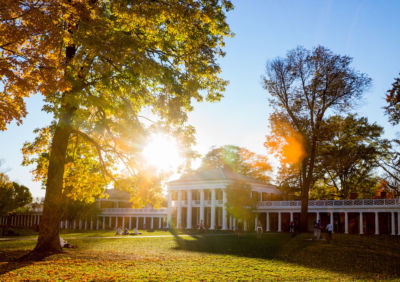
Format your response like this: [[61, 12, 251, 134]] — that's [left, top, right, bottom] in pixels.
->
[[102, 208, 166, 214], [257, 199, 399, 208]]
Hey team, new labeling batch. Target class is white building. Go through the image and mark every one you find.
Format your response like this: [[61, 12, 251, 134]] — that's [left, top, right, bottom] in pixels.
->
[[2, 167, 400, 235], [167, 166, 279, 230]]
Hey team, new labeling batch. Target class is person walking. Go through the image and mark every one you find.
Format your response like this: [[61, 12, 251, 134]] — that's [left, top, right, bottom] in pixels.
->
[[316, 220, 321, 240], [326, 222, 333, 242]]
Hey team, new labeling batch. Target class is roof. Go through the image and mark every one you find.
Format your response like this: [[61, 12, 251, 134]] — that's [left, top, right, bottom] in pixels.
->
[[169, 166, 270, 186], [104, 189, 130, 201]]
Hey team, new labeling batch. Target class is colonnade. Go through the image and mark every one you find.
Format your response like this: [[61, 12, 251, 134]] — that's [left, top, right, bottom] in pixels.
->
[[168, 189, 228, 230], [0, 214, 41, 227], [259, 211, 400, 235], [0, 214, 166, 231]]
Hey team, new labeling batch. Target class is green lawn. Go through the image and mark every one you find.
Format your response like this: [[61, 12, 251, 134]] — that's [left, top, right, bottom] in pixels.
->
[[1, 231, 400, 280]]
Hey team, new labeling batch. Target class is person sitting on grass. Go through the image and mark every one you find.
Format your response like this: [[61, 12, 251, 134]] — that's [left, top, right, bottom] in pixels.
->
[[123, 227, 129, 235], [132, 227, 141, 235], [116, 227, 122, 235], [60, 237, 77, 248]]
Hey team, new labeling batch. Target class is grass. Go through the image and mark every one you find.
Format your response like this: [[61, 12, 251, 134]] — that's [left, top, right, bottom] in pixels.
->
[[1, 230, 400, 280]]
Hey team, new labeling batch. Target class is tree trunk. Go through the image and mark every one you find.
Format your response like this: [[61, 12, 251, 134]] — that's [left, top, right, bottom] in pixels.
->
[[299, 179, 311, 232], [29, 108, 75, 256], [299, 139, 317, 233]]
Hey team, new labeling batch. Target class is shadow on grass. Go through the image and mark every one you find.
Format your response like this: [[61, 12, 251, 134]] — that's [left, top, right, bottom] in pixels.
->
[[0, 250, 37, 275], [0, 247, 58, 275], [171, 230, 400, 278], [170, 228, 291, 259]]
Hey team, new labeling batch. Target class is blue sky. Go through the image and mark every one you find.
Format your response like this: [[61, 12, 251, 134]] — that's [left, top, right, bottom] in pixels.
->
[[1, 0, 400, 198]]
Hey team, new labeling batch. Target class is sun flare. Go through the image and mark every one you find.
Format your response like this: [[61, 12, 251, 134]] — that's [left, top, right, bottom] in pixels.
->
[[141, 133, 183, 171]]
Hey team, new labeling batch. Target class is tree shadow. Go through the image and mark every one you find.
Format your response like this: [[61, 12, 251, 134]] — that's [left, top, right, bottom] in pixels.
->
[[171, 231, 400, 278], [0, 249, 56, 275], [171, 229, 291, 259]]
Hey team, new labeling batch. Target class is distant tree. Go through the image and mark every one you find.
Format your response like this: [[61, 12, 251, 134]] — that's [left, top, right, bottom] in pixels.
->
[[274, 115, 386, 200], [0, 173, 32, 216], [62, 199, 101, 224], [316, 115, 387, 199], [201, 145, 272, 183], [225, 181, 257, 227], [381, 74, 400, 194], [264, 46, 371, 231], [377, 140, 400, 194], [385, 74, 400, 125]]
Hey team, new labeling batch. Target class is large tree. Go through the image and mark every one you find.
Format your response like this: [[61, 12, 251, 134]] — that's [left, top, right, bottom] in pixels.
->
[[263, 46, 371, 231], [201, 145, 272, 183], [3, 0, 232, 256]]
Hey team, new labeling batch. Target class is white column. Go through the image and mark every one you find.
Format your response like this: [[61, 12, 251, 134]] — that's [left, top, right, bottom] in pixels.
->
[[115, 216, 118, 229], [60, 220, 64, 229], [177, 190, 182, 228], [136, 217, 139, 229], [150, 217, 153, 229], [278, 212, 282, 232], [96, 217, 99, 230], [84, 218, 88, 230], [159, 217, 162, 229], [255, 214, 258, 231], [65, 219, 69, 229], [375, 212, 379, 235], [222, 190, 227, 230], [187, 190, 192, 229], [129, 217, 132, 230], [122, 216, 125, 228], [391, 212, 395, 235], [210, 189, 216, 230], [200, 189, 205, 224], [316, 212, 320, 222], [90, 218, 93, 230], [167, 191, 172, 228], [266, 212, 270, 232], [344, 212, 348, 234], [398, 212, 400, 235], [233, 218, 236, 230], [102, 216, 105, 230], [290, 212, 293, 222], [359, 212, 363, 235]]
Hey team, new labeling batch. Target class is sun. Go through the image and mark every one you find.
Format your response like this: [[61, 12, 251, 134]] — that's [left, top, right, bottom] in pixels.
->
[[141, 133, 183, 172]]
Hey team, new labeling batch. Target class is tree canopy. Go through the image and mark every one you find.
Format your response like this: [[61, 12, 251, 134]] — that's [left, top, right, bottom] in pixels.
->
[[201, 145, 272, 183], [385, 74, 400, 125], [264, 46, 371, 231]]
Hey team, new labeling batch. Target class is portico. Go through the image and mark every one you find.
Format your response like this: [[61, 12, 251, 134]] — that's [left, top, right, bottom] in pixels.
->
[[167, 167, 280, 230]]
